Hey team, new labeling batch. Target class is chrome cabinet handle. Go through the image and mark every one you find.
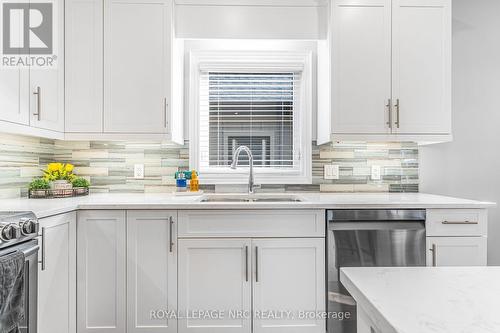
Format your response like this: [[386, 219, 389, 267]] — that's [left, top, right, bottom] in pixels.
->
[[430, 243, 437, 267], [38, 227, 46, 271], [245, 246, 249, 282], [394, 99, 400, 128], [33, 86, 41, 121], [169, 216, 174, 253], [255, 246, 259, 282], [386, 99, 392, 129], [164, 98, 168, 128], [442, 220, 479, 225]]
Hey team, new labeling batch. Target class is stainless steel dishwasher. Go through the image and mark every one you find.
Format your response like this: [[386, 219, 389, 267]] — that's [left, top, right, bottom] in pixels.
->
[[327, 209, 426, 333]]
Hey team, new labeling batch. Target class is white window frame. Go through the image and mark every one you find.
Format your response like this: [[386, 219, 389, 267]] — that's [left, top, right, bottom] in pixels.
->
[[189, 50, 312, 185]]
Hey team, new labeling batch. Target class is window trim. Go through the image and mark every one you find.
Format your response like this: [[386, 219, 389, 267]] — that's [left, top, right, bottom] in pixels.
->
[[189, 50, 313, 185]]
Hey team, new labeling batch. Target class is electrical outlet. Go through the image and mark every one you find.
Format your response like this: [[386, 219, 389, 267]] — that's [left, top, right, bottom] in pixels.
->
[[371, 165, 382, 180], [134, 164, 145, 179], [324, 164, 340, 180]]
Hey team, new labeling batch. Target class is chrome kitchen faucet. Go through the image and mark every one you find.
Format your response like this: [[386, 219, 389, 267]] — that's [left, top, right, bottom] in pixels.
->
[[231, 146, 260, 194]]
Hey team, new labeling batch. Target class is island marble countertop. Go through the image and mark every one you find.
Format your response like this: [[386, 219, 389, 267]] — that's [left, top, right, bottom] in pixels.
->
[[0, 192, 495, 218], [340, 267, 500, 333]]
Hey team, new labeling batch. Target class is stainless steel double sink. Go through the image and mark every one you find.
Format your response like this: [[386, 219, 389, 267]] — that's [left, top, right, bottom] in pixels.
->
[[199, 194, 303, 203]]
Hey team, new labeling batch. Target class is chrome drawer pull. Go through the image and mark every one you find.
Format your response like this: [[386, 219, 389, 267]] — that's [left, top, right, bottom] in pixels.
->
[[394, 99, 400, 128], [245, 246, 249, 282], [386, 99, 392, 129], [430, 243, 437, 267], [33, 86, 41, 121], [169, 216, 174, 253], [255, 246, 259, 282], [38, 227, 46, 271], [442, 220, 479, 225]]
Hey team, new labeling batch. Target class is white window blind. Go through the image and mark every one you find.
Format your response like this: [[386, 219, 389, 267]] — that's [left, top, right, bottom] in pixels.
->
[[199, 71, 302, 170]]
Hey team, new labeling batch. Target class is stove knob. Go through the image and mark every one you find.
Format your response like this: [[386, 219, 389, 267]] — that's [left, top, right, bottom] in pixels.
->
[[0, 224, 21, 241], [20, 219, 39, 235]]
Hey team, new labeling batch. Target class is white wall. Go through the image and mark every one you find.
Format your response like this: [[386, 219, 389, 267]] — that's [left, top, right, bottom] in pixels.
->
[[175, 1, 327, 40], [420, 0, 500, 265]]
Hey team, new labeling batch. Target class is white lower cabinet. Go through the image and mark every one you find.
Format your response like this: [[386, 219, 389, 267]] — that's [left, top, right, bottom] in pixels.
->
[[427, 236, 487, 267], [38, 212, 77, 333], [76, 210, 325, 333], [178, 238, 325, 333], [77, 210, 127, 333], [126, 211, 177, 333], [178, 239, 252, 333], [426, 209, 488, 267], [252, 239, 325, 333], [77, 210, 177, 333]]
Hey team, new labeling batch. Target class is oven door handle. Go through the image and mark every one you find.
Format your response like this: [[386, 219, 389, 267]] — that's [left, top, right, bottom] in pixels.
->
[[22, 245, 40, 257]]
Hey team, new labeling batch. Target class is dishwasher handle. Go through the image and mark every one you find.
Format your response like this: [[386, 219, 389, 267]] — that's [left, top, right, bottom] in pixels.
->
[[330, 221, 425, 231]]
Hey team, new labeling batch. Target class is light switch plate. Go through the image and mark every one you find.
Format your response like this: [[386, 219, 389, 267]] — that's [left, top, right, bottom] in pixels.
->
[[324, 164, 340, 180], [134, 164, 145, 179], [371, 165, 382, 180]]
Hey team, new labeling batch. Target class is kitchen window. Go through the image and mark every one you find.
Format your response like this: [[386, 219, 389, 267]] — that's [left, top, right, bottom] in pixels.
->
[[189, 51, 312, 184]]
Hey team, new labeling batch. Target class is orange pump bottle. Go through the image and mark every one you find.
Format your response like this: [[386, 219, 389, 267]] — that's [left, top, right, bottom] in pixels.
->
[[190, 170, 199, 192]]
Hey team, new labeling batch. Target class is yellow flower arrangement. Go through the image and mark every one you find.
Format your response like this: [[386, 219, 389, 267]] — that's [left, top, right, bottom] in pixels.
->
[[43, 163, 77, 182]]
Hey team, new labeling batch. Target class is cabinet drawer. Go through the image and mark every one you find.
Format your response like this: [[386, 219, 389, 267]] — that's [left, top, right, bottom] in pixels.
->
[[426, 209, 487, 237], [178, 210, 325, 238]]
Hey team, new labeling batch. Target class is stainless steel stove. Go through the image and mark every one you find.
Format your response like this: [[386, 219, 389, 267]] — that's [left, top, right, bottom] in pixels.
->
[[0, 211, 39, 249], [0, 211, 40, 332]]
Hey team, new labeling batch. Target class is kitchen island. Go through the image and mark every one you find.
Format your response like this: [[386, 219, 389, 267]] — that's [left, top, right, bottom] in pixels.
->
[[340, 267, 500, 333]]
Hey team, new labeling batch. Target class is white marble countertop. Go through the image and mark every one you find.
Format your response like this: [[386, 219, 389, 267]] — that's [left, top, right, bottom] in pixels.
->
[[340, 267, 500, 333], [0, 192, 494, 218]]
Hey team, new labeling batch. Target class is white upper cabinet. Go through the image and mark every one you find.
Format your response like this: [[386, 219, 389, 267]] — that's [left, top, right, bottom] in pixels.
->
[[30, 67, 65, 132], [0, 69, 29, 125], [29, 0, 65, 133], [320, 0, 452, 143], [332, 0, 392, 134], [65, 0, 103, 132], [65, 0, 183, 142], [0, 0, 63, 137], [104, 0, 171, 134], [0, 20, 26, 125], [392, 0, 451, 134]]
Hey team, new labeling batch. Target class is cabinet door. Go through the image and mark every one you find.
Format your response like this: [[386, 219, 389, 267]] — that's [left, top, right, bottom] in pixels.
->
[[332, 0, 392, 134], [104, 0, 171, 133], [127, 211, 177, 333], [77, 210, 127, 333], [0, 69, 29, 125], [178, 239, 252, 333], [427, 237, 487, 267], [65, 0, 103, 132], [38, 212, 76, 333], [252, 238, 325, 333], [392, 0, 451, 134], [29, 0, 65, 132]]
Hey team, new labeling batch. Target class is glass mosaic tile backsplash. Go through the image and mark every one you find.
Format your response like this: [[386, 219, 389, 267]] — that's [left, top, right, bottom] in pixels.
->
[[0, 133, 418, 198]]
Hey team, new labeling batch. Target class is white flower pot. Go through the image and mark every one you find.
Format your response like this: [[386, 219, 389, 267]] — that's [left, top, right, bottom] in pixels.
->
[[51, 180, 73, 190]]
